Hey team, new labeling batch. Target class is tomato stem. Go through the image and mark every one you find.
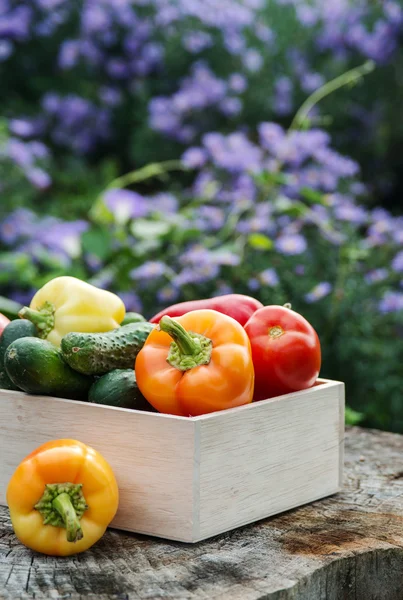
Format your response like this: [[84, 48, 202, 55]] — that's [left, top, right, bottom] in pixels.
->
[[268, 326, 285, 339]]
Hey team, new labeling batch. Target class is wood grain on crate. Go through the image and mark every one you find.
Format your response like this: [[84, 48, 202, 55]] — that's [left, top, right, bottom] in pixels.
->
[[196, 379, 344, 541], [0, 379, 344, 543], [0, 390, 195, 541]]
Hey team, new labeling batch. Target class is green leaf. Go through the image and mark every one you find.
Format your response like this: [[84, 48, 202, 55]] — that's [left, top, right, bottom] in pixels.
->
[[345, 405, 364, 426], [81, 227, 112, 260], [131, 219, 172, 239], [89, 197, 114, 225], [300, 187, 327, 205], [248, 233, 273, 250]]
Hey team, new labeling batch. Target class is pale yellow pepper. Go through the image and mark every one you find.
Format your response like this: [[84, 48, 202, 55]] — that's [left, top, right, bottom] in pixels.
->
[[19, 276, 125, 346]]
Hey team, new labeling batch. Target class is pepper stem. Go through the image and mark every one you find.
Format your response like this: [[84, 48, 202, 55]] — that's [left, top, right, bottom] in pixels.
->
[[35, 482, 88, 543], [159, 316, 213, 371], [19, 301, 55, 339], [52, 492, 83, 542]]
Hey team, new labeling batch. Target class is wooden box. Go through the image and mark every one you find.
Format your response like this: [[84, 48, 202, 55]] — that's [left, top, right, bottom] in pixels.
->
[[0, 379, 344, 543]]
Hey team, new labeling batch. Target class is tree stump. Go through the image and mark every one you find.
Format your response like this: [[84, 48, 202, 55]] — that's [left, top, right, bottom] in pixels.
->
[[1, 426, 403, 600]]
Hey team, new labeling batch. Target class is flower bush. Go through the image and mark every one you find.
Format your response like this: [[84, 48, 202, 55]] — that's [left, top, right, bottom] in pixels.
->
[[1, 1, 403, 430], [0, 0, 403, 215], [2, 114, 403, 431]]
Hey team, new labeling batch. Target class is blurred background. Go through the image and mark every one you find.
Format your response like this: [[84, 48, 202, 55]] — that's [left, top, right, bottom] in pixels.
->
[[0, 0, 402, 431]]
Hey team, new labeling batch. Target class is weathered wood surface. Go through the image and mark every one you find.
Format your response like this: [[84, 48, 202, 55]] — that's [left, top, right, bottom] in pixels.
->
[[1, 426, 403, 600]]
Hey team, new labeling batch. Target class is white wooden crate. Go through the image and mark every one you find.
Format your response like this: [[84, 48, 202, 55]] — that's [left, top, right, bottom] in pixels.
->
[[0, 378, 344, 543]]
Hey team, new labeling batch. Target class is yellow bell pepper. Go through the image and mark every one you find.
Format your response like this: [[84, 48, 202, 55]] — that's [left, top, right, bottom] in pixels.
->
[[7, 439, 119, 556], [19, 276, 125, 346]]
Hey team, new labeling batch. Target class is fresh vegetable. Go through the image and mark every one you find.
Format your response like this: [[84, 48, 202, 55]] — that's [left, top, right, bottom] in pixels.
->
[[60, 322, 154, 375], [121, 312, 146, 325], [88, 369, 156, 411], [19, 276, 126, 347], [0, 313, 10, 336], [135, 309, 254, 416], [0, 319, 38, 390], [5, 337, 93, 399], [149, 294, 263, 327], [244, 305, 321, 401], [0, 296, 22, 320], [7, 439, 119, 556]]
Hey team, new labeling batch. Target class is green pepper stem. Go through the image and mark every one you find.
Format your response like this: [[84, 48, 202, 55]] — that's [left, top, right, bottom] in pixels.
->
[[18, 301, 55, 338], [52, 492, 84, 543], [35, 482, 88, 543], [159, 316, 213, 371], [159, 316, 199, 354]]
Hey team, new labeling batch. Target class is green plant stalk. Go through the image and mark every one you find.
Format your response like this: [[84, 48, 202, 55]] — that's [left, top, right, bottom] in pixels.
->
[[105, 160, 188, 190], [288, 60, 376, 132]]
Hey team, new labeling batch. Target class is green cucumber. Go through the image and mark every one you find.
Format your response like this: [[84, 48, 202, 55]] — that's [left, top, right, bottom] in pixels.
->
[[4, 338, 93, 400], [60, 322, 154, 376], [88, 369, 156, 411], [121, 312, 146, 326], [0, 319, 38, 390]]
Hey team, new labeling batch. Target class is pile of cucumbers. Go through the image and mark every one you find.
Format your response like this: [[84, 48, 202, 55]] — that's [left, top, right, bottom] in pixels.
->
[[0, 312, 156, 411]]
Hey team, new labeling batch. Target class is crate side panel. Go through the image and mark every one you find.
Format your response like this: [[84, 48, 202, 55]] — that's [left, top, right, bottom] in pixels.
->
[[198, 383, 342, 540], [0, 390, 195, 541]]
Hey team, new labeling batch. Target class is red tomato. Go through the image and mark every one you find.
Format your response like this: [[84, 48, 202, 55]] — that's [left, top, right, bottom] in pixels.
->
[[244, 305, 321, 401], [0, 313, 10, 336]]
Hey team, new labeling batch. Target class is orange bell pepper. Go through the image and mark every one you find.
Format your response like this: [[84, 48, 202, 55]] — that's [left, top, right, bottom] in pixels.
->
[[7, 439, 119, 556], [135, 309, 255, 416]]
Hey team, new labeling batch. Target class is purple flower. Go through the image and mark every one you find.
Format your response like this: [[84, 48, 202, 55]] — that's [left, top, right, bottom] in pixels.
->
[[379, 292, 403, 313], [0, 209, 37, 245], [243, 49, 263, 72], [219, 97, 243, 116], [0, 40, 13, 62], [99, 86, 122, 107], [365, 269, 389, 284], [228, 73, 247, 93], [149, 193, 178, 215], [296, 5, 318, 27], [59, 40, 80, 69], [130, 261, 169, 280], [104, 189, 148, 223], [248, 278, 260, 291], [117, 291, 143, 313], [211, 282, 233, 296], [300, 72, 325, 93], [275, 234, 307, 255], [174, 263, 220, 286], [183, 31, 213, 53], [333, 199, 368, 225], [258, 122, 285, 153], [182, 147, 207, 168], [40, 220, 89, 258], [392, 251, 403, 273], [305, 282, 332, 303], [313, 147, 359, 177], [273, 76, 293, 116], [295, 265, 305, 276], [26, 167, 51, 189], [202, 131, 263, 173], [157, 285, 180, 304], [259, 268, 279, 287]]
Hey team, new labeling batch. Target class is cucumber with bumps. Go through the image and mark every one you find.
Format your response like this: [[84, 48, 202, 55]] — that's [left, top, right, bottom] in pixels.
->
[[60, 322, 154, 375]]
